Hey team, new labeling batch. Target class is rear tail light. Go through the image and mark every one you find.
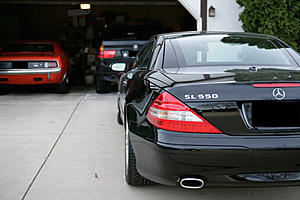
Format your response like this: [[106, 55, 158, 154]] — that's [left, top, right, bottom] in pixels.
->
[[147, 92, 222, 133], [47, 61, 58, 68], [28, 61, 58, 68], [0, 62, 12, 69], [97, 46, 116, 58], [132, 61, 137, 69]]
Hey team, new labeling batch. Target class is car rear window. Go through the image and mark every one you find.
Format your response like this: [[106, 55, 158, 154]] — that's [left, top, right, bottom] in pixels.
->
[[2, 43, 54, 53], [169, 34, 296, 68]]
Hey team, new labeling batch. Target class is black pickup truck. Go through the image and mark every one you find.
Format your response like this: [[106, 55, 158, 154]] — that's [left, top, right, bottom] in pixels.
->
[[95, 23, 171, 93]]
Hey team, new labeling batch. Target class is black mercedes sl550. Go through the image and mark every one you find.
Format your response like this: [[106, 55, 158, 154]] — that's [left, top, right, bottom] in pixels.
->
[[116, 31, 300, 189]]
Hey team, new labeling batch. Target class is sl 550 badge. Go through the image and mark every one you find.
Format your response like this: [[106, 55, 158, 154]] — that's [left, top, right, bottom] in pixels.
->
[[185, 93, 219, 100]]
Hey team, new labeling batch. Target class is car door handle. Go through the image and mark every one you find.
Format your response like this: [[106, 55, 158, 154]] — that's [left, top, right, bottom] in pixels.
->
[[123, 80, 128, 86]]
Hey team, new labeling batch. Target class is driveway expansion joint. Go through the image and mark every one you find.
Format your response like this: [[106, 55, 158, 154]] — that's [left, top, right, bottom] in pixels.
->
[[21, 93, 86, 200]]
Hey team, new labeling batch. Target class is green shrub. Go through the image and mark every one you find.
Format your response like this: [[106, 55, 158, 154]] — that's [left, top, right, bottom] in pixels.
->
[[236, 0, 300, 52]]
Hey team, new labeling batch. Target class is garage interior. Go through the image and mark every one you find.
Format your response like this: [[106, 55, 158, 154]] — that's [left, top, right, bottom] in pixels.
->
[[0, 2, 201, 199], [0, 0, 196, 87]]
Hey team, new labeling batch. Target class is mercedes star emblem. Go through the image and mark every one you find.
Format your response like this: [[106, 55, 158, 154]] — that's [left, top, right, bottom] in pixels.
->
[[272, 88, 286, 100]]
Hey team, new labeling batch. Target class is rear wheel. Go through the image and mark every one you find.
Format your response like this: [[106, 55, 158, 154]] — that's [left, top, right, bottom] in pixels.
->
[[56, 74, 69, 94], [117, 99, 123, 125], [96, 75, 108, 93], [117, 110, 123, 125], [125, 117, 152, 186], [0, 86, 8, 94]]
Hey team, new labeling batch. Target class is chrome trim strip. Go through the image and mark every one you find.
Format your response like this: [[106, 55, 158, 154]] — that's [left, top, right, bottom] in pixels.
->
[[241, 103, 255, 130], [0, 67, 61, 75]]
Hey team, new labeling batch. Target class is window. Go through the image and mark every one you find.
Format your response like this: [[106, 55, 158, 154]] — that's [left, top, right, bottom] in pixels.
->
[[150, 44, 163, 69], [134, 42, 154, 69], [2, 43, 54, 53], [169, 34, 295, 68]]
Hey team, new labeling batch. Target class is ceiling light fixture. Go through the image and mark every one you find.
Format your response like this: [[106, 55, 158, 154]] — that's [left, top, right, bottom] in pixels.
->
[[80, 3, 91, 10]]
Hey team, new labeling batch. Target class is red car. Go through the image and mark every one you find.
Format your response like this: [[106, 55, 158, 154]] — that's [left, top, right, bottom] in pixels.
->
[[0, 41, 70, 93]]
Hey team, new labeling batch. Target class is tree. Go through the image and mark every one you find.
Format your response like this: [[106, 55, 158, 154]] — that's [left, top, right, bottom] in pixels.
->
[[237, 0, 300, 52]]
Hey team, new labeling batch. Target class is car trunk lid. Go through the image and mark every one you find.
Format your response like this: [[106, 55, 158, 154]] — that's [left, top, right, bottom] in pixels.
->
[[101, 40, 147, 58], [146, 67, 300, 135]]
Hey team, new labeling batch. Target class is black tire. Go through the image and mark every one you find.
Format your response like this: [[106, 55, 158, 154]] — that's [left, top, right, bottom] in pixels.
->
[[0, 86, 8, 95], [125, 118, 152, 186], [56, 74, 69, 94], [117, 110, 123, 125], [96, 75, 108, 93], [117, 100, 123, 125]]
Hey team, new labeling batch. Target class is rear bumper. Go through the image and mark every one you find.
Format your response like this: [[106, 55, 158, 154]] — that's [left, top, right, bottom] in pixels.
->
[[0, 68, 64, 85], [130, 125, 300, 187], [0, 67, 61, 75], [96, 62, 119, 84], [97, 70, 119, 83]]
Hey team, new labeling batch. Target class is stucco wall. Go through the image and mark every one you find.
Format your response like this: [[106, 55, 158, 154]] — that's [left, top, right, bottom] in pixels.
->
[[207, 0, 243, 32], [178, 0, 243, 32]]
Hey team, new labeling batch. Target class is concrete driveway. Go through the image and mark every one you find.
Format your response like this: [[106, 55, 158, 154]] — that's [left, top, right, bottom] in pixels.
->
[[0, 86, 300, 200]]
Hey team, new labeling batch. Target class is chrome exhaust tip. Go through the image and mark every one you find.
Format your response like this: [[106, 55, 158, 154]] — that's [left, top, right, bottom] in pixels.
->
[[179, 178, 205, 189]]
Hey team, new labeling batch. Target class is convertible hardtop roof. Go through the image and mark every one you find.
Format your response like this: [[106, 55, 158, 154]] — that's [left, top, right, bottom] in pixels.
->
[[160, 31, 276, 40]]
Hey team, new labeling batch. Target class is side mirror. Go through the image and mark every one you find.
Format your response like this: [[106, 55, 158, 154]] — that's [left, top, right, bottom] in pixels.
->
[[111, 63, 126, 72]]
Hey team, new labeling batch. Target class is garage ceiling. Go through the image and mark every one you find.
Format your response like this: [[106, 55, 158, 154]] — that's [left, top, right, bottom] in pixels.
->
[[1, 0, 179, 5]]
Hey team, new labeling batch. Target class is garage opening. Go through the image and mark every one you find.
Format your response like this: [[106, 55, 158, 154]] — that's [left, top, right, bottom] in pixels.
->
[[0, 1, 196, 87]]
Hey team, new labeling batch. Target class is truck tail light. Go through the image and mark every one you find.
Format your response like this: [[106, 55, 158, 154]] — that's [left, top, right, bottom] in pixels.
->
[[97, 46, 116, 58], [147, 92, 222, 133]]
